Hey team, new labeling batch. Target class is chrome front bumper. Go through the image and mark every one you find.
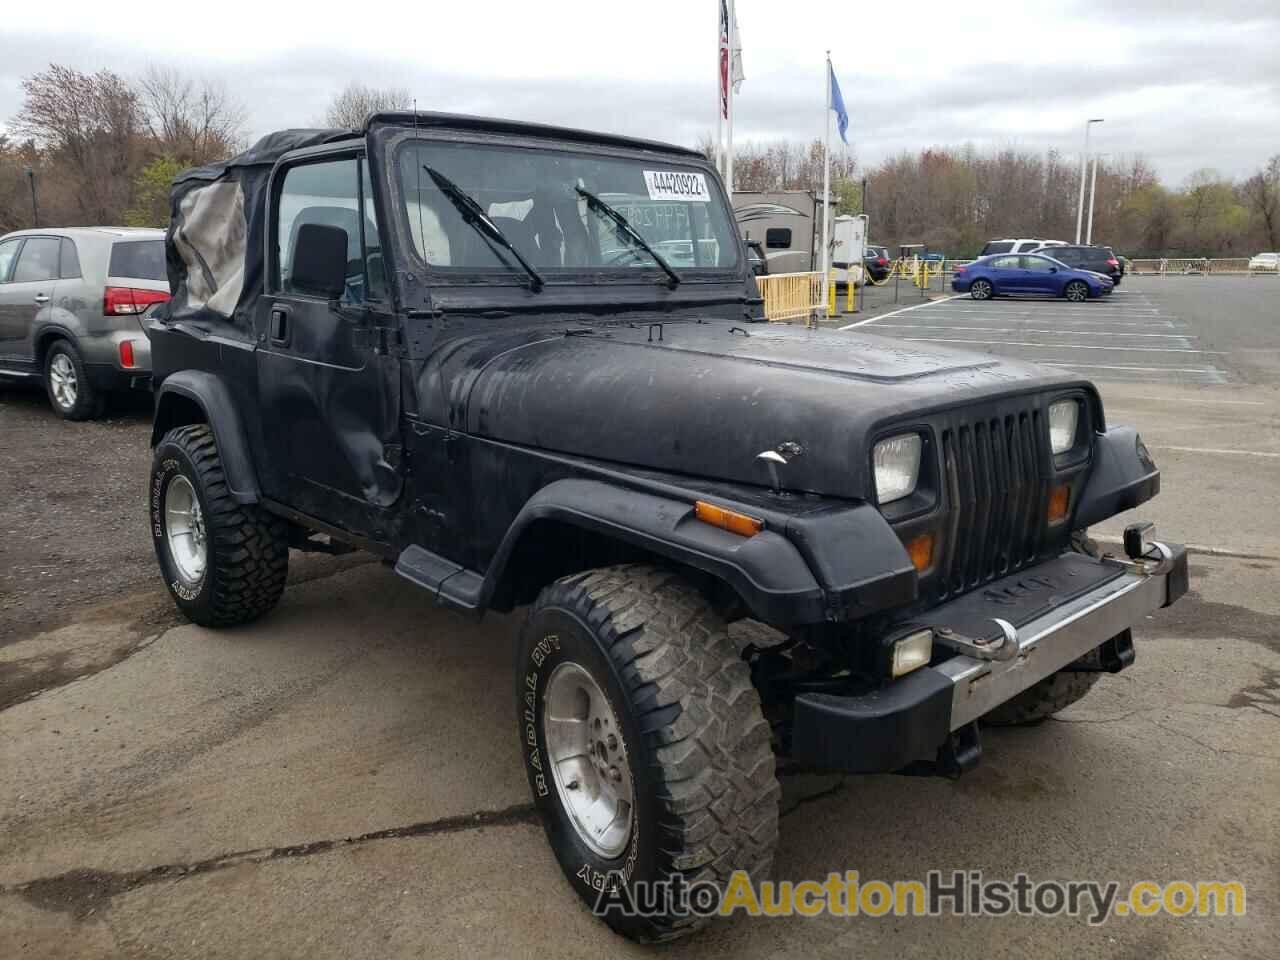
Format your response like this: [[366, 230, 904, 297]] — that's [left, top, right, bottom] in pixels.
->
[[936, 544, 1182, 729], [789, 541, 1188, 774]]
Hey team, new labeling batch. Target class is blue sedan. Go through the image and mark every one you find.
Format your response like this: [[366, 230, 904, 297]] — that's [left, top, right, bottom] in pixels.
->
[[951, 253, 1113, 302]]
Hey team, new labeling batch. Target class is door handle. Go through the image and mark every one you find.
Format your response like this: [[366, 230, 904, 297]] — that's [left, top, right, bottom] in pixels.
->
[[33, 293, 50, 303], [269, 307, 290, 345]]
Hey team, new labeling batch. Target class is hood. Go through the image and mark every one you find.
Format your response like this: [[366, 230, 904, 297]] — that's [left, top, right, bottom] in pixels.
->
[[442, 319, 1085, 499]]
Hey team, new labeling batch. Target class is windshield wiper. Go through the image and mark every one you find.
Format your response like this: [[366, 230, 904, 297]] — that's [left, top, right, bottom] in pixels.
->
[[575, 186, 681, 288], [421, 164, 544, 292]]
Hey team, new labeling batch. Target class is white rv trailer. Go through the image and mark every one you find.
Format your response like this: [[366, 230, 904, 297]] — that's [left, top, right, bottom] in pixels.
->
[[733, 191, 862, 285]]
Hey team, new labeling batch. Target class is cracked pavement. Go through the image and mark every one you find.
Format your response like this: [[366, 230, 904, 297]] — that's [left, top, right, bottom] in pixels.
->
[[2, 288, 1279, 958]]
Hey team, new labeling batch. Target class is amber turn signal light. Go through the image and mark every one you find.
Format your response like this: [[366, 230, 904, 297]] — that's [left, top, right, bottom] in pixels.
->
[[694, 501, 763, 537], [905, 533, 934, 572], [1047, 484, 1070, 524]]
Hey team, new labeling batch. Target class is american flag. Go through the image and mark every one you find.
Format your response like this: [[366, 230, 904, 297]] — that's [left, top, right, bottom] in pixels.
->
[[719, 0, 744, 120]]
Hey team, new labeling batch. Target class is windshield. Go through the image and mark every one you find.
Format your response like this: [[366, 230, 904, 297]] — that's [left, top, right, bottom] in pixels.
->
[[396, 140, 739, 275]]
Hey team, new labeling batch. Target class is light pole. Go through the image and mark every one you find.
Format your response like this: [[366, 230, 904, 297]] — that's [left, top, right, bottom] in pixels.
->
[[1074, 118, 1103, 243], [1086, 152, 1108, 245], [25, 167, 39, 228]]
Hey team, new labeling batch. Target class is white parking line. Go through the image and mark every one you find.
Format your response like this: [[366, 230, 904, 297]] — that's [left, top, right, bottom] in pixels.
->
[[872, 325, 1195, 339], [882, 315, 1183, 327], [896, 338, 1221, 354], [1112, 396, 1265, 406], [1032, 362, 1221, 373], [839, 295, 963, 329], [1149, 445, 1280, 459]]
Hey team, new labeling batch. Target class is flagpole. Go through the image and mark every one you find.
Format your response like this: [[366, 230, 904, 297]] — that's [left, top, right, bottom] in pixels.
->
[[716, 1, 723, 178], [726, 0, 736, 197], [820, 51, 832, 281]]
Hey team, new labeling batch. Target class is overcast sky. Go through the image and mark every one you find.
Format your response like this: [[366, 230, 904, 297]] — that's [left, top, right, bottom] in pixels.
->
[[2, 0, 1277, 184]]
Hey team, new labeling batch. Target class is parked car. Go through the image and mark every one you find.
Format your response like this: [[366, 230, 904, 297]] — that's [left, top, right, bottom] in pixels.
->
[[1031, 243, 1123, 286], [952, 253, 1114, 301], [1248, 252, 1279, 272], [980, 237, 1067, 256], [146, 114, 1183, 943], [863, 244, 890, 281], [0, 227, 168, 419]]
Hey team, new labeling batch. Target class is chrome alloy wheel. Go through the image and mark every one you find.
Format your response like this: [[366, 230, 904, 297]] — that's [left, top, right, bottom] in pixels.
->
[[543, 661, 635, 857], [164, 475, 208, 584], [49, 353, 78, 410]]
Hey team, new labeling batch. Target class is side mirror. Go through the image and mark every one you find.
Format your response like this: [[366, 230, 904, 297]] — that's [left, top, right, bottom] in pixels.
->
[[291, 223, 349, 300]]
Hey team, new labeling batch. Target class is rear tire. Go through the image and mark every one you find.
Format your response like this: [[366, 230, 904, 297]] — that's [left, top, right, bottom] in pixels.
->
[[44, 340, 105, 421], [1065, 280, 1089, 302], [518, 564, 779, 942], [150, 424, 288, 627], [986, 526, 1103, 725], [970, 278, 993, 300], [982, 671, 1100, 726]]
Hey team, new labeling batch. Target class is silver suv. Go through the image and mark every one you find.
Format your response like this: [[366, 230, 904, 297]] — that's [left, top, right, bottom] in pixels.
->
[[0, 227, 168, 420]]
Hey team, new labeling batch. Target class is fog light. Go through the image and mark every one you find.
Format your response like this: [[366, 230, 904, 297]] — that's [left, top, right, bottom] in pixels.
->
[[892, 629, 933, 678], [1047, 484, 1070, 524]]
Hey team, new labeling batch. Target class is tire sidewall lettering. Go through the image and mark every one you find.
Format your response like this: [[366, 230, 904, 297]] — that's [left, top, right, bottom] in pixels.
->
[[519, 612, 651, 906]]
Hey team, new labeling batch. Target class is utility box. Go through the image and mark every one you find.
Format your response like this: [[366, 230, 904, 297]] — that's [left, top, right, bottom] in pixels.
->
[[830, 214, 868, 287]]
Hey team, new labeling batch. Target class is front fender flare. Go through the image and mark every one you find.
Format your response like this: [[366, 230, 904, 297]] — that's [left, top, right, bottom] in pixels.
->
[[1074, 426, 1160, 529], [152, 371, 260, 504], [482, 478, 826, 625]]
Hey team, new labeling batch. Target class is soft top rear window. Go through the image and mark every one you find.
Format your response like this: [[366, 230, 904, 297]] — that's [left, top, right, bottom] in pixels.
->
[[109, 240, 167, 281]]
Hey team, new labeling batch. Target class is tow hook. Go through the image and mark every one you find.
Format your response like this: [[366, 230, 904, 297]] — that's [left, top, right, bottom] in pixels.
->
[[934, 620, 1020, 661]]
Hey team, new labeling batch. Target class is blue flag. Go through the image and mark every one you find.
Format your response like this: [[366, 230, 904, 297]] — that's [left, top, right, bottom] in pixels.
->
[[829, 63, 849, 145]]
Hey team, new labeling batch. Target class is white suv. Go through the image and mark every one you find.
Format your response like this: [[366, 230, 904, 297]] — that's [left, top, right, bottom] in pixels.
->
[[980, 238, 1068, 256]]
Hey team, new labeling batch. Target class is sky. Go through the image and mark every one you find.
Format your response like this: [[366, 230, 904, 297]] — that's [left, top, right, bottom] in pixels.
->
[[1, 0, 1277, 185]]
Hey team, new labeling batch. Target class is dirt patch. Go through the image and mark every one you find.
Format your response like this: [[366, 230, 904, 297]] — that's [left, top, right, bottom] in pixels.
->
[[0, 384, 156, 644]]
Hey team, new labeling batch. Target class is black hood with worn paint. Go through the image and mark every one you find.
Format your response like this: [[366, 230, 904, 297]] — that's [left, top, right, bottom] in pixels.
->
[[423, 318, 1094, 500]]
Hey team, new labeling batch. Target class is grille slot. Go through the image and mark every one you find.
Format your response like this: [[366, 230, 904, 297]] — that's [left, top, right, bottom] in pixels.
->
[[939, 410, 1045, 597]]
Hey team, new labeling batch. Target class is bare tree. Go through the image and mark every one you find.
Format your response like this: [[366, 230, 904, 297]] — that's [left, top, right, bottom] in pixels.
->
[[324, 83, 412, 129], [1242, 155, 1280, 250], [11, 65, 142, 223], [138, 66, 247, 165]]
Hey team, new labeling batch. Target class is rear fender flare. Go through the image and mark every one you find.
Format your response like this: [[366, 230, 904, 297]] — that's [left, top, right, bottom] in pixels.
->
[[151, 371, 261, 504]]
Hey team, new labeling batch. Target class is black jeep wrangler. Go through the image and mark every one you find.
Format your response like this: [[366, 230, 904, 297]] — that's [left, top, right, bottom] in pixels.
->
[[147, 113, 1187, 942]]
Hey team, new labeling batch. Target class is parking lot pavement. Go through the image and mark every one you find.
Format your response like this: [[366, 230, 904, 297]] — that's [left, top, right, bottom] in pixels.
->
[[2, 277, 1279, 958], [847, 280, 1231, 387]]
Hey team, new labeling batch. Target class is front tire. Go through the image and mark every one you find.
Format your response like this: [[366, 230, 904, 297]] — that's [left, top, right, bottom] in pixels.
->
[[970, 278, 993, 300], [150, 424, 288, 627], [1065, 280, 1089, 302], [44, 340, 105, 421], [517, 564, 780, 942]]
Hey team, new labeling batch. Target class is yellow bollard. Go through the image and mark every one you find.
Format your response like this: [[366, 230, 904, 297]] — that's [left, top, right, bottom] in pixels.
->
[[828, 281, 837, 318]]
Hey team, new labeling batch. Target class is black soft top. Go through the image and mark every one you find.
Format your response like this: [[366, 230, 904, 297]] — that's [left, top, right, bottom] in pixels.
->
[[160, 115, 702, 338]]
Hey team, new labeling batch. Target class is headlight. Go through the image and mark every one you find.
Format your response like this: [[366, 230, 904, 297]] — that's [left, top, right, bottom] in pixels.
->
[[1048, 400, 1079, 454], [873, 433, 923, 504]]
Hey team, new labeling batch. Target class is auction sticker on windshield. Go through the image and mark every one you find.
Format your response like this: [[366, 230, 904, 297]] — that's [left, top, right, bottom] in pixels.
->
[[644, 170, 710, 202]]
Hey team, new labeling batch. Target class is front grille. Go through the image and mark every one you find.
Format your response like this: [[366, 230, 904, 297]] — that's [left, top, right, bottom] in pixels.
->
[[938, 409, 1047, 597]]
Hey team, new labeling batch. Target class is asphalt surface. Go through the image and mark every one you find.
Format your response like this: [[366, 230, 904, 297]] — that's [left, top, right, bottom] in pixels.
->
[[2, 276, 1278, 959]]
